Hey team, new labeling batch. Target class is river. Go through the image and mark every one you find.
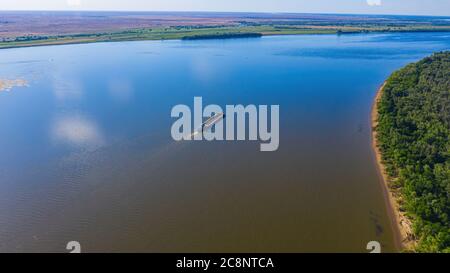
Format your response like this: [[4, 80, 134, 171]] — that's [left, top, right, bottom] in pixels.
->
[[0, 32, 449, 252]]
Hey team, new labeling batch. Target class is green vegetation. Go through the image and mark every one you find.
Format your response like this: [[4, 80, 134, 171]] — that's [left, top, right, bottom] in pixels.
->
[[1, 24, 450, 49], [376, 52, 450, 252], [182, 32, 262, 40]]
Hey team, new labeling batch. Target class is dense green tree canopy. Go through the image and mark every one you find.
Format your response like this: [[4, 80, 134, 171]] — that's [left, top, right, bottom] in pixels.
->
[[377, 51, 450, 252]]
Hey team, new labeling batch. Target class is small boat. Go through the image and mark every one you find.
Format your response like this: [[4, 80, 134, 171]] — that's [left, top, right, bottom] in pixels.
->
[[201, 112, 225, 133]]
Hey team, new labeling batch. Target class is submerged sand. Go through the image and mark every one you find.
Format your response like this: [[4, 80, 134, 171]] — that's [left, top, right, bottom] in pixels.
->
[[0, 79, 28, 92], [371, 82, 416, 251]]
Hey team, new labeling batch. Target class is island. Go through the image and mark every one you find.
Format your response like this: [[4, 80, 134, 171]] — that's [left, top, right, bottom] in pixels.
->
[[181, 32, 262, 40], [373, 51, 450, 252]]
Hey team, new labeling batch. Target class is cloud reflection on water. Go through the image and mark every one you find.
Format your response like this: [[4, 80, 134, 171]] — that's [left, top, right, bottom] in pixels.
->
[[52, 116, 104, 148]]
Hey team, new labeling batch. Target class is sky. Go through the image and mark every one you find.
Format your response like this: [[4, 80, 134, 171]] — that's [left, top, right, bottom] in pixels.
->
[[0, 0, 449, 16]]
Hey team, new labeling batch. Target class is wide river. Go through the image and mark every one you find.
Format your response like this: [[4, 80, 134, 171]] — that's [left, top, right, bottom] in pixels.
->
[[0, 32, 449, 253]]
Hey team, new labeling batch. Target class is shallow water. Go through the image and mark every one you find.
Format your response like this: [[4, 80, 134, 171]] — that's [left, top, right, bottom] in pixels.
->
[[0, 32, 449, 252]]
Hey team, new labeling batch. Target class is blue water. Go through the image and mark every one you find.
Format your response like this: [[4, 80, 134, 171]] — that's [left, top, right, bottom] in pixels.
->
[[0, 32, 449, 252]]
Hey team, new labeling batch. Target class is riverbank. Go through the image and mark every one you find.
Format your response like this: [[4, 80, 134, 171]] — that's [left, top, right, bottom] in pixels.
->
[[2, 27, 450, 50], [371, 83, 416, 251]]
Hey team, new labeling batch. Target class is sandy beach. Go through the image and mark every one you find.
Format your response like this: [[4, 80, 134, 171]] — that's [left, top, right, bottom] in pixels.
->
[[371, 82, 416, 251], [0, 79, 28, 92]]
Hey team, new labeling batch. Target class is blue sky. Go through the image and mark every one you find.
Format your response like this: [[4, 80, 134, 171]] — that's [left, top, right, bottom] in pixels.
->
[[1, 0, 449, 16]]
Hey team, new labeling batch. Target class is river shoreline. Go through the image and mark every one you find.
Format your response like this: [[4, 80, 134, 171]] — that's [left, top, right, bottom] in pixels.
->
[[371, 82, 416, 252], [2, 30, 450, 50]]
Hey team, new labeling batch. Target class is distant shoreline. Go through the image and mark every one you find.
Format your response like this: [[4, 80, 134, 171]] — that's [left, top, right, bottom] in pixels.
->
[[371, 83, 415, 252], [1, 29, 450, 50], [2, 11, 450, 50]]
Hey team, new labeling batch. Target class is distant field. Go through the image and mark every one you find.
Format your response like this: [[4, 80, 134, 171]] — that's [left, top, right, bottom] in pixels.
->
[[1, 11, 450, 48]]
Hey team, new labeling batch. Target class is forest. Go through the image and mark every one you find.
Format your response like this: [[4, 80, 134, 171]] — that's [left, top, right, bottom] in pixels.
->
[[376, 51, 450, 252]]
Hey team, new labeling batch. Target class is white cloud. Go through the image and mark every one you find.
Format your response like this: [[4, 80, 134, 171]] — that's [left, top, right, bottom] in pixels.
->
[[367, 0, 382, 6], [66, 0, 81, 7]]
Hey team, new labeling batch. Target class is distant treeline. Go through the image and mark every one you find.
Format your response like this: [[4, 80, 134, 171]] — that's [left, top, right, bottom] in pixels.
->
[[376, 52, 450, 252], [182, 32, 262, 40]]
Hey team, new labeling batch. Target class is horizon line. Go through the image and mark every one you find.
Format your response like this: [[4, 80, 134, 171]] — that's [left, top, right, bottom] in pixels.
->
[[0, 9, 449, 18]]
